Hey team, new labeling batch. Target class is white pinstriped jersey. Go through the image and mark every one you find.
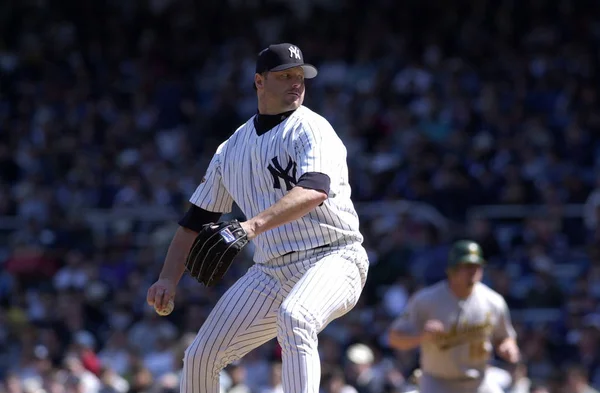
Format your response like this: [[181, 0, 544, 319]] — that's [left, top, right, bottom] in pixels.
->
[[189, 105, 363, 264]]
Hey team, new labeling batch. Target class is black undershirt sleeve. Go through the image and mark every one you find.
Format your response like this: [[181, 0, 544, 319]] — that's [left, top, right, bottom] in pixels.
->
[[295, 172, 331, 196], [178, 205, 222, 232]]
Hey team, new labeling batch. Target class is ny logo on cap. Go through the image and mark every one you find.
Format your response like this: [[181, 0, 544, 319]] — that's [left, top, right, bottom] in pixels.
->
[[288, 45, 301, 60]]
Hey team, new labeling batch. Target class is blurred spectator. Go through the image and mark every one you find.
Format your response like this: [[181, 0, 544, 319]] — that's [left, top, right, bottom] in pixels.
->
[[62, 354, 101, 393], [98, 367, 129, 393], [52, 251, 89, 291], [127, 365, 154, 393], [223, 363, 250, 393], [530, 385, 552, 393], [257, 362, 283, 393], [71, 331, 101, 377], [584, 175, 600, 233], [507, 363, 532, 393], [524, 270, 564, 309], [141, 336, 175, 380], [239, 349, 272, 392], [466, 217, 503, 263], [563, 365, 600, 393], [570, 326, 600, 387], [3, 372, 24, 393], [344, 344, 385, 393], [321, 366, 359, 393], [127, 307, 177, 356], [97, 331, 131, 378]]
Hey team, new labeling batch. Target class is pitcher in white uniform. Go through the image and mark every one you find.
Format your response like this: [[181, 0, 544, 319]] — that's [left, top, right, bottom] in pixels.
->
[[146, 43, 369, 393], [387, 240, 520, 393]]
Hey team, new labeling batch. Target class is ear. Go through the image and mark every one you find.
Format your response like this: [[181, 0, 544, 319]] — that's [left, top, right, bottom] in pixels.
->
[[254, 73, 264, 90]]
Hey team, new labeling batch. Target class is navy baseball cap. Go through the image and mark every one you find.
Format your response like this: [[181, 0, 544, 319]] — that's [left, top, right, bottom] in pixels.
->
[[255, 43, 318, 79]]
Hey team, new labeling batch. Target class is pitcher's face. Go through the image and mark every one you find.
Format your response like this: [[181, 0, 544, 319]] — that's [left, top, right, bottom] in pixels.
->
[[256, 67, 305, 112]]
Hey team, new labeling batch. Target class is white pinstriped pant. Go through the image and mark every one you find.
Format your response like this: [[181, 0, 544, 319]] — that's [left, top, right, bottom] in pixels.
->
[[180, 241, 369, 393]]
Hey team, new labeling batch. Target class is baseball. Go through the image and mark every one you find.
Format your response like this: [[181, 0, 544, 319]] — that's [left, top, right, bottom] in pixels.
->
[[155, 299, 175, 316]]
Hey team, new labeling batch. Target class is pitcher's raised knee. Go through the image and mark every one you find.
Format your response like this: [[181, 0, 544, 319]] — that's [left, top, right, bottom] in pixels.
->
[[277, 304, 319, 346]]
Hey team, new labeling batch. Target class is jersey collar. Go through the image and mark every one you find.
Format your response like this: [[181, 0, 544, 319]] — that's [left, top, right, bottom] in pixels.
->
[[254, 109, 297, 136]]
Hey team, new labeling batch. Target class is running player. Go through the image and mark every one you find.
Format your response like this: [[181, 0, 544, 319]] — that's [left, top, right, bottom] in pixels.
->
[[146, 43, 369, 393], [387, 240, 520, 393]]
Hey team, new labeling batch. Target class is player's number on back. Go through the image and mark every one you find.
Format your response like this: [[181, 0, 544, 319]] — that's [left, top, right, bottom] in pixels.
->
[[468, 340, 489, 361]]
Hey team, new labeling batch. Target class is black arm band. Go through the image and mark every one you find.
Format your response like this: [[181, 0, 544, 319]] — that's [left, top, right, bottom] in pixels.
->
[[178, 205, 222, 232], [296, 172, 331, 196]]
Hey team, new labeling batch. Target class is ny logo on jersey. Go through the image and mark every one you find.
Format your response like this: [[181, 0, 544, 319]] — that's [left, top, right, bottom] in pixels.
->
[[267, 156, 297, 191], [288, 45, 301, 60]]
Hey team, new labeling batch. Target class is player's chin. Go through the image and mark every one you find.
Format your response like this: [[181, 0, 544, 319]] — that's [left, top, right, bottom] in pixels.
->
[[285, 94, 302, 106]]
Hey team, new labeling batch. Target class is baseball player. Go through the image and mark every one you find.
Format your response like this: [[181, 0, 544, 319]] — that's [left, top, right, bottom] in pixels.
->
[[146, 43, 369, 393], [387, 240, 520, 393]]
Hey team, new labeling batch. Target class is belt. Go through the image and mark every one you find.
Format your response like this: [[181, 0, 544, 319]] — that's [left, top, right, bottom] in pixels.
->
[[281, 243, 331, 257]]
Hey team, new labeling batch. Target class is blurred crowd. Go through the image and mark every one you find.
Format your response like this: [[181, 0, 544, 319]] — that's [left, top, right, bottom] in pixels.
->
[[1, 0, 600, 392]]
